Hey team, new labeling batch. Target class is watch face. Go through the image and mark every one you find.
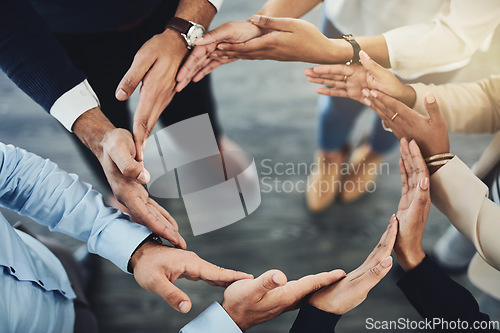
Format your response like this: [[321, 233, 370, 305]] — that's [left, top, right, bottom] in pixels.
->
[[187, 25, 206, 46]]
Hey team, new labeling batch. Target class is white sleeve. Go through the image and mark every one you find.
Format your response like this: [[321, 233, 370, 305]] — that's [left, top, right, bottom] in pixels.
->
[[207, 0, 223, 11], [383, 0, 500, 79], [49, 79, 100, 132], [180, 302, 242, 333]]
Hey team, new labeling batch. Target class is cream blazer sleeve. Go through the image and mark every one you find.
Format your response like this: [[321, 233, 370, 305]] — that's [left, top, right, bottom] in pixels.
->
[[410, 75, 500, 134], [384, 0, 500, 79], [431, 157, 500, 270], [408, 75, 500, 269]]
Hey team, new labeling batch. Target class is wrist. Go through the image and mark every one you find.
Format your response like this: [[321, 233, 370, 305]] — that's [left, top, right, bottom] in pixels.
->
[[326, 38, 353, 64], [129, 235, 164, 273], [396, 84, 417, 108], [221, 302, 249, 331], [395, 248, 426, 272], [72, 107, 115, 160], [162, 28, 191, 59]]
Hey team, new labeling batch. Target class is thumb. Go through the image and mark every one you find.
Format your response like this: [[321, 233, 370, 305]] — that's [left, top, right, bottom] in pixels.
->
[[152, 277, 192, 313], [359, 50, 386, 78], [116, 52, 153, 101], [250, 15, 293, 31], [423, 93, 443, 122], [253, 269, 287, 296]]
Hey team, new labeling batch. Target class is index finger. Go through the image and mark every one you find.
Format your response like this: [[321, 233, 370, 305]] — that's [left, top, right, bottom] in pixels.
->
[[283, 269, 347, 302], [176, 44, 215, 84], [313, 64, 352, 77], [186, 255, 253, 286]]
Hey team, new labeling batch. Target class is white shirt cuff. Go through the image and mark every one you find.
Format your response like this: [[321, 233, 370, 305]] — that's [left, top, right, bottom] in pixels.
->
[[207, 0, 223, 11], [50, 79, 100, 132], [180, 302, 242, 333]]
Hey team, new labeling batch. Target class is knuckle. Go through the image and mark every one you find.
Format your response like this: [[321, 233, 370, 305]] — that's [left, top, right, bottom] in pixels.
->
[[370, 266, 381, 276]]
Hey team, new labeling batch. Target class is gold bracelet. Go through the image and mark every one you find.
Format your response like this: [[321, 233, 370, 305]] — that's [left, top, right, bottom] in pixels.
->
[[424, 153, 455, 163], [426, 159, 451, 168]]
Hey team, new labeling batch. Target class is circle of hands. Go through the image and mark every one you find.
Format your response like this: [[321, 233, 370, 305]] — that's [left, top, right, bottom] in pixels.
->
[[103, 14, 450, 331]]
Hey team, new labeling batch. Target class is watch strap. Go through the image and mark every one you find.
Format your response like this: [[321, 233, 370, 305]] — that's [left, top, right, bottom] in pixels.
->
[[167, 17, 193, 35], [342, 34, 361, 64]]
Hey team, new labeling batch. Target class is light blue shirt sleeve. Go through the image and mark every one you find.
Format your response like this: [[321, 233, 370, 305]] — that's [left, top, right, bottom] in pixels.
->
[[0, 143, 151, 273], [180, 302, 242, 333]]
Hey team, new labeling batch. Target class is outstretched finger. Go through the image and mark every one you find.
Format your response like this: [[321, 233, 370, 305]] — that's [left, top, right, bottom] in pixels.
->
[[116, 51, 153, 101], [399, 138, 415, 189], [284, 269, 347, 303], [307, 76, 347, 89], [193, 58, 236, 82], [252, 270, 288, 298], [356, 256, 393, 293], [312, 64, 353, 77], [316, 87, 349, 98], [399, 158, 409, 196], [360, 215, 398, 269]]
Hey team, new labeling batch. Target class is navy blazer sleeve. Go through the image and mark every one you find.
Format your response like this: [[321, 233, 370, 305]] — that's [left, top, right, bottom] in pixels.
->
[[398, 256, 498, 332], [0, 0, 85, 112], [289, 303, 341, 333]]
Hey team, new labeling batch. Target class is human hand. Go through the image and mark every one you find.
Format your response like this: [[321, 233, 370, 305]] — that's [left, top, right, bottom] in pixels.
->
[[72, 108, 186, 248], [304, 50, 415, 107], [99, 128, 187, 249], [393, 138, 430, 271], [116, 29, 189, 161], [308, 217, 396, 315], [221, 268, 346, 331], [130, 242, 253, 313], [366, 91, 450, 159], [176, 20, 264, 92], [209, 15, 339, 64]]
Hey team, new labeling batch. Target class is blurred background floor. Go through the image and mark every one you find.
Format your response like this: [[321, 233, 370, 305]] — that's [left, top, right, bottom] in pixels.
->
[[1, 1, 500, 332]]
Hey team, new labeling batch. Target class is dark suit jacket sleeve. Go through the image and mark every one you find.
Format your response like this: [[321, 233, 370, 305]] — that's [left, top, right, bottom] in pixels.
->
[[397, 256, 498, 332], [0, 0, 85, 112], [289, 303, 341, 333]]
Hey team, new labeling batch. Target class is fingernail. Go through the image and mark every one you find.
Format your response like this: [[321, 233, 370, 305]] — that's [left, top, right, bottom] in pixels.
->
[[197, 37, 204, 43], [179, 301, 190, 313], [389, 214, 396, 225], [360, 50, 370, 60], [217, 45, 225, 50], [116, 89, 127, 100], [370, 90, 378, 98], [250, 15, 260, 23], [222, 56, 229, 60], [425, 93, 435, 104], [272, 274, 281, 284], [363, 97, 372, 106], [211, 53, 219, 57], [362, 89, 370, 97], [420, 177, 429, 190], [137, 171, 147, 183], [381, 256, 393, 268]]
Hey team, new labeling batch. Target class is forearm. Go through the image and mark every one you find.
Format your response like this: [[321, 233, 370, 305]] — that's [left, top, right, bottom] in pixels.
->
[[411, 76, 500, 134], [176, 0, 217, 29], [72, 107, 115, 161], [0, 0, 86, 112], [431, 157, 500, 270], [398, 257, 494, 330], [384, 0, 500, 79], [0, 143, 151, 272], [257, 0, 323, 19]]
